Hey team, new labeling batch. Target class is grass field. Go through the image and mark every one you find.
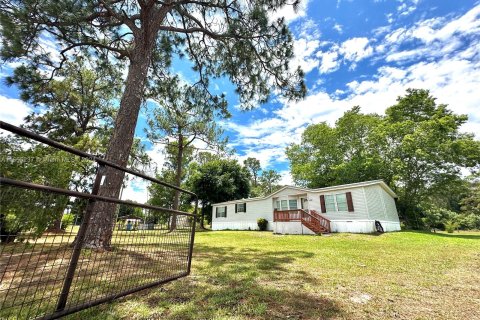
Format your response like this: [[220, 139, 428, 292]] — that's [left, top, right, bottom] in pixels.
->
[[71, 230, 480, 320]]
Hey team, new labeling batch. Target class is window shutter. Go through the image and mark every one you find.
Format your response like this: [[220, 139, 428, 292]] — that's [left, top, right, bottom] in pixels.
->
[[346, 192, 354, 212], [224, 206, 227, 217], [244, 203, 247, 212], [235, 204, 237, 213], [320, 195, 326, 213], [215, 207, 219, 218]]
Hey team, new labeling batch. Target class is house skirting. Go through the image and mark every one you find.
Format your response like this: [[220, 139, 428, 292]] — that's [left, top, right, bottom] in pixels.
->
[[273, 220, 400, 234], [212, 220, 273, 231], [273, 221, 316, 235], [330, 220, 400, 233], [212, 220, 400, 234]]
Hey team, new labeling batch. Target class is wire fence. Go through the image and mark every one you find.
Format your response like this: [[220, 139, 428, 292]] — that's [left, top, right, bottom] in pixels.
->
[[0, 121, 197, 319]]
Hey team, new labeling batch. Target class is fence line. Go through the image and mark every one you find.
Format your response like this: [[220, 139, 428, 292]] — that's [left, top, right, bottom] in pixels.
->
[[0, 120, 197, 319]]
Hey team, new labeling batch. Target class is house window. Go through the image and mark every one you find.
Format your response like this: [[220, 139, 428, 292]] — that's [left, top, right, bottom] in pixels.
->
[[216, 206, 227, 218], [336, 194, 348, 211], [289, 199, 298, 210], [321, 192, 354, 213], [280, 200, 288, 210], [236, 203, 246, 213], [275, 200, 280, 209], [324, 195, 336, 212]]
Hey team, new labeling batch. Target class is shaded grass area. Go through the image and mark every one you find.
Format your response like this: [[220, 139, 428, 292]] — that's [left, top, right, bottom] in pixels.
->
[[70, 230, 480, 320]]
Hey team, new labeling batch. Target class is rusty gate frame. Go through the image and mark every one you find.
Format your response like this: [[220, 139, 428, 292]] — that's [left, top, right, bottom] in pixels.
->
[[0, 120, 197, 319]]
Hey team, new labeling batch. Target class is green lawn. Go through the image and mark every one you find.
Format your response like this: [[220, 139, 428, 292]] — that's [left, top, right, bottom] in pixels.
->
[[73, 230, 480, 320]]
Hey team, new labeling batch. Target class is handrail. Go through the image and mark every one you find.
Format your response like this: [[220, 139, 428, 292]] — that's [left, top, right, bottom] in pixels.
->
[[304, 210, 331, 233], [310, 210, 331, 223], [300, 209, 320, 221]]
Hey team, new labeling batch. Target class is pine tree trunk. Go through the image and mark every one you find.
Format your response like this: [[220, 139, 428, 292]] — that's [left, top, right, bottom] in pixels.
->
[[82, 43, 154, 250], [169, 135, 183, 231]]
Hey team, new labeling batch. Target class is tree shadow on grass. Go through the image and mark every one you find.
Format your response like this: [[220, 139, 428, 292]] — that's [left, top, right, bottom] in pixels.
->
[[143, 244, 341, 319], [75, 243, 343, 319], [151, 275, 342, 320]]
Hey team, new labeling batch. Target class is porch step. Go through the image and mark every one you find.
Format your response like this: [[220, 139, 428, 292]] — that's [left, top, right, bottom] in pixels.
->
[[302, 221, 329, 234]]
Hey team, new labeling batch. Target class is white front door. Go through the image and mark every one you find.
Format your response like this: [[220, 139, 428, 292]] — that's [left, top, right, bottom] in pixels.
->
[[301, 198, 309, 210]]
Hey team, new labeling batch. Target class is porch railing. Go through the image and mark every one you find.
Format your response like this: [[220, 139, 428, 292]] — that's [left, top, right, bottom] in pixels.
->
[[273, 209, 303, 221], [273, 209, 331, 233], [309, 210, 331, 233]]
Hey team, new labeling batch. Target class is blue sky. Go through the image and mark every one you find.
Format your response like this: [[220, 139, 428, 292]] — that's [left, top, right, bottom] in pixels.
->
[[1, 0, 479, 201], [219, 0, 480, 185]]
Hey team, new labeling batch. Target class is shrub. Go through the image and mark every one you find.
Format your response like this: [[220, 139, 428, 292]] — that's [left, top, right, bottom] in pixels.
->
[[61, 213, 75, 230], [257, 218, 268, 231], [0, 213, 22, 243], [444, 220, 459, 233], [421, 207, 461, 231], [458, 214, 480, 230], [422, 207, 449, 230]]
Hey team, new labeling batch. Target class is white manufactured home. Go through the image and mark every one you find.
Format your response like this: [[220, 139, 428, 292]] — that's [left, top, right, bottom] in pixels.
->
[[211, 180, 401, 234]]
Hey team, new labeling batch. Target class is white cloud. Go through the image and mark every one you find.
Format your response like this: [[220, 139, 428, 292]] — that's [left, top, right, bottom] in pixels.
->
[[333, 23, 343, 34], [292, 38, 321, 73], [0, 95, 31, 126], [431, 5, 480, 42], [317, 50, 340, 74], [270, 0, 310, 23], [386, 13, 394, 24], [296, 18, 321, 40], [145, 143, 166, 173], [397, 2, 416, 16], [121, 178, 148, 203], [381, 5, 480, 64], [315, 37, 373, 73], [279, 170, 294, 185], [227, 34, 480, 174], [237, 147, 288, 170], [340, 37, 374, 62]]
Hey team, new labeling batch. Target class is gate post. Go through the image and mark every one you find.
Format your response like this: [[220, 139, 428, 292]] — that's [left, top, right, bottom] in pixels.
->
[[55, 164, 106, 312], [187, 198, 198, 274]]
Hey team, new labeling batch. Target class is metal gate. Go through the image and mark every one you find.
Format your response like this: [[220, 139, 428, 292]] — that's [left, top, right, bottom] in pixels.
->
[[0, 121, 197, 319]]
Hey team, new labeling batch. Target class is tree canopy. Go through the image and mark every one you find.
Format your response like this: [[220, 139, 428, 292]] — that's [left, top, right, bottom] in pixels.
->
[[259, 169, 282, 195], [243, 157, 261, 187], [287, 89, 480, 227], [188, 159, 250, 224]]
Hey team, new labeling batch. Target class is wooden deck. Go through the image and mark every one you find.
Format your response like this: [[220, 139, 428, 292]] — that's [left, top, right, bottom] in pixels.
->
[[273, 209, 331, 233]]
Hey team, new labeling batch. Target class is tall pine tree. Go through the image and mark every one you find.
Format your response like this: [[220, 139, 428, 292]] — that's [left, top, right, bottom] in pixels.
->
[[1, 0, 306, 249]]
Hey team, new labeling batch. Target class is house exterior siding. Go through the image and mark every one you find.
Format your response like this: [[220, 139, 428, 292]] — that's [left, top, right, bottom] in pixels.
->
[[212, 198, 273, 231], [364, 185, 386, 221], [307, 187, 369, 220], [381, 187, 400, 222], [211, 180, 401, 234]]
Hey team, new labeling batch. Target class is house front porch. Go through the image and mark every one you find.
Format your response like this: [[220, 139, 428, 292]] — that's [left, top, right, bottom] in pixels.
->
[[273, 209, 331, 235]]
